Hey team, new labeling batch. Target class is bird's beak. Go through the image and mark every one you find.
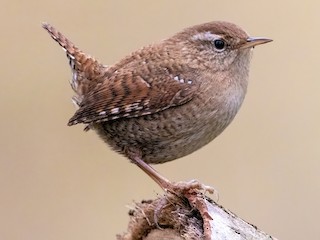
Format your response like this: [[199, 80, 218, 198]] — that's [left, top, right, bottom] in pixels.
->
[[240, 37, 272, 49]]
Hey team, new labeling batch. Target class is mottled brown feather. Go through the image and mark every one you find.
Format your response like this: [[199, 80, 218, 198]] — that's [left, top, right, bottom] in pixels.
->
[[68, 64, 200, 125], [43, 23, 200, 125]]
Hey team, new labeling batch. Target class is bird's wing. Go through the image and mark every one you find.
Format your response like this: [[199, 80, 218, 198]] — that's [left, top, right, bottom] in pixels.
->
[[68, 66, 199, 125]]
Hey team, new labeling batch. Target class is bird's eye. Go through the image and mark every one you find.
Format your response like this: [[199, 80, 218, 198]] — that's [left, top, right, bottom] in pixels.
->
[[213, 39, 226, 51]]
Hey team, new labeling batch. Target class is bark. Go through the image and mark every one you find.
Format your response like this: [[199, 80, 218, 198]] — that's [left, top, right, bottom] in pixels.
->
[[117, 189, 278, 240]]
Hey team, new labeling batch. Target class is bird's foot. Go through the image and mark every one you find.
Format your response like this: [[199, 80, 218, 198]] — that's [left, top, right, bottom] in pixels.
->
[[165, 179, 216, 196], [153, 179, 216, 233]]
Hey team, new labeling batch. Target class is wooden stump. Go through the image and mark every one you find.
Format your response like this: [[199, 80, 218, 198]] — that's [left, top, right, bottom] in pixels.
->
[[117, 190, 277, 240]]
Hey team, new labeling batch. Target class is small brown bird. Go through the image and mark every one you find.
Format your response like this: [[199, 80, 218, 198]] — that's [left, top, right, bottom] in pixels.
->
[[42, 21, 271, 193]]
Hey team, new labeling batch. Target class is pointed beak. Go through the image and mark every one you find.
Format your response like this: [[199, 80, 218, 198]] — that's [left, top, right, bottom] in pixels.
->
[[240, 37, 273, 49]]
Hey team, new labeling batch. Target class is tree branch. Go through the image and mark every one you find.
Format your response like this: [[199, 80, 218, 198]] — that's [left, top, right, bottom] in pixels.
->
[[117, 188, 278, 240]]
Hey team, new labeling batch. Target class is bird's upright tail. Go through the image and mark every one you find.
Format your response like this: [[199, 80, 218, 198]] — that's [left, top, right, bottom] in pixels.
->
[[42, 23, 106, 105]]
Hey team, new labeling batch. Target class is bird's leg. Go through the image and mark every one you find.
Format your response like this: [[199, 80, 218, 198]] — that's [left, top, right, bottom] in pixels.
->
[[130, 155, 173, 192], [129, 153, 215, 196]]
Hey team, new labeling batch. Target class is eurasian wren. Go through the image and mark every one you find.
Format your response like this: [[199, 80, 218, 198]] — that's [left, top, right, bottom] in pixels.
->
[[42, 21, 271, 192]]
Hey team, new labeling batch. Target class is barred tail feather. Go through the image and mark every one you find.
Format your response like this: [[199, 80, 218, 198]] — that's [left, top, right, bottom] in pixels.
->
[[42, 22, 104, 97]]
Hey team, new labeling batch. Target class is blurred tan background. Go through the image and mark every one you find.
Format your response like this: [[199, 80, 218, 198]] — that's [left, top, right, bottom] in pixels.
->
[[0, 0, 319, 239]]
